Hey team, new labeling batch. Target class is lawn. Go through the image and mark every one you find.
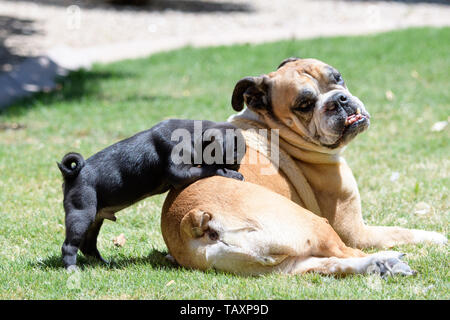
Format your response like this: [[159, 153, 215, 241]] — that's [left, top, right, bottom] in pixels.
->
[[0, 27, 448, 299]]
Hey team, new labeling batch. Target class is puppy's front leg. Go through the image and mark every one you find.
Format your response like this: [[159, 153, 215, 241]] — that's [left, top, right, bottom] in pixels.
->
[[79, 218, 107, 263], [210, 167, 244, 181], [169, 165, 243, 189]]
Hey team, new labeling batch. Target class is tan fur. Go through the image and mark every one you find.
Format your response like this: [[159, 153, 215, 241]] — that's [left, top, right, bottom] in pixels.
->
[[161, 177, 367, 275], [160, 58, 446, 276]]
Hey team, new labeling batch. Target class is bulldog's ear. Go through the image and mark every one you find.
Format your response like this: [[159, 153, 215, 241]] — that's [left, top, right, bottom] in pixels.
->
[[231, 75, 271, 112], [277, 57, 300, 69]]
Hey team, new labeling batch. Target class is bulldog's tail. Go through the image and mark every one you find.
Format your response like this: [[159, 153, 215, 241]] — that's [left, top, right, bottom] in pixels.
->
[[57, 152, 85, 180]]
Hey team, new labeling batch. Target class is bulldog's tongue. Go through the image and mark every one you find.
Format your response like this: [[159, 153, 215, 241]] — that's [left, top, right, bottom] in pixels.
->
[[345, 113, 364, 126]]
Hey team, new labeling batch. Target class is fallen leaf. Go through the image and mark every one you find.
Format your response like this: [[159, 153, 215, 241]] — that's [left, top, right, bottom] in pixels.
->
[[385, 90, 394, 101], [431, 121, 447, 132], [165, 280, 175, 287], [414, 202, 432, 215], [0, 123, 26, 131], [113, 233, 126, 247]]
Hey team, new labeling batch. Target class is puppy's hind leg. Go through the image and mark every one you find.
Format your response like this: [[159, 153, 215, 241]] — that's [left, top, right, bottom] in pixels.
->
[[79, 218, 107, 263], [62, 208, 97, 270]]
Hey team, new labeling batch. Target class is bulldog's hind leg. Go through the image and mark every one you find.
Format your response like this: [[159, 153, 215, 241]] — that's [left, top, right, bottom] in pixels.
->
[[277, 251, 415, 277], [179, 208, 415, 277]]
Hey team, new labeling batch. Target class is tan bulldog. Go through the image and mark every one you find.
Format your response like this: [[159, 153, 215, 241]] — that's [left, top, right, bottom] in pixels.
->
[[160, 58, 446, 276]]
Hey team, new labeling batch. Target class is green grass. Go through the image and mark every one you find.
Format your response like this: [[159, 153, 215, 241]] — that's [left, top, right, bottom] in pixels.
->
[[0, 27, 449, 299]]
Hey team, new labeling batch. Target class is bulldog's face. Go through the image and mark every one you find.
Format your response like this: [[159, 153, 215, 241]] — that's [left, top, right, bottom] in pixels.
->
[[231, 58, 370, 148]]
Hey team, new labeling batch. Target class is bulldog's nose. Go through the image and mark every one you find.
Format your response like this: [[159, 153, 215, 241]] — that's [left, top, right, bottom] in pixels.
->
[[334, 92, 348, 107], [328, 92, 355, 114]]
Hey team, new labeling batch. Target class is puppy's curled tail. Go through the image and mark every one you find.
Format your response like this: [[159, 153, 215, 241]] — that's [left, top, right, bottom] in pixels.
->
[[57, 152, 85, 180]]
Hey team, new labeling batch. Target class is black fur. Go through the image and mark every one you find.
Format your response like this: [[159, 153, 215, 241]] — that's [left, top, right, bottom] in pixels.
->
[[57, 153, 85, 180], [58, 119, 245, 269], [231, 75, 271, 112]]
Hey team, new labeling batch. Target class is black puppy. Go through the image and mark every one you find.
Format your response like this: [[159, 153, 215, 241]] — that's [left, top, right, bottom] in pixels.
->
[[58, 119, 245, 270]]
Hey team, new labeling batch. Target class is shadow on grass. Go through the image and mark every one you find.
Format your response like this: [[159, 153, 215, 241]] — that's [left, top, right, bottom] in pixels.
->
[[0, 15, 43, 71], [4, 0, 254, 13], [342, 0, 449, 4], [1, 69, 127, 117], [31, 249, 179, 271], [0, 67, 174, 119]]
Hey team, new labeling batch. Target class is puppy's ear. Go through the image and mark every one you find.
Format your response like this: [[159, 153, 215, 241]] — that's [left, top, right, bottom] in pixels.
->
[[231, 75, 271, 112], [277, 57, 300, 69]]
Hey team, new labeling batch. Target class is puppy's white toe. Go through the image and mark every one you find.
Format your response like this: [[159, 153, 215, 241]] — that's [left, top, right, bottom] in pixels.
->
[[66, 265, 79, 273], [165, 254, 177, 264]]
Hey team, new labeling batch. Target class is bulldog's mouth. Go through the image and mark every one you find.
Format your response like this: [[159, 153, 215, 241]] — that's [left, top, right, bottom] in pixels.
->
[[344, 108, 368, 127]]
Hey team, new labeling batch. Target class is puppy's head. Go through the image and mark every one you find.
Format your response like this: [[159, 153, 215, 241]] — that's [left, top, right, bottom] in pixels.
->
[[231, 57, 370, 148]]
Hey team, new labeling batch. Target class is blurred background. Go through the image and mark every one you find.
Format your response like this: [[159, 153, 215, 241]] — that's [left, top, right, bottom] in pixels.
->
[[1, 0, 449, 108]]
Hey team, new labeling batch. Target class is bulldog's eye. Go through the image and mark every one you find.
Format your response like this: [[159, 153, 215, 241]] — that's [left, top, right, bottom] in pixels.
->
[[333, 73, 344, 85], [293, 100, 316, 112]]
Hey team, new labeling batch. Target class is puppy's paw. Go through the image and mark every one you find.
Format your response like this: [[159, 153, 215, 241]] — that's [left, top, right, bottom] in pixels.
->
[[233, 172, 245, 181], [223, 169, 244, 181], [165, 254, 177, 265], [66, 265, 79, 273]]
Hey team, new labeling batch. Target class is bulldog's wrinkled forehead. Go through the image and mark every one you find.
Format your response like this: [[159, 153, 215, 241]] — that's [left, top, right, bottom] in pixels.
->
[[270, 58, 343, 93]]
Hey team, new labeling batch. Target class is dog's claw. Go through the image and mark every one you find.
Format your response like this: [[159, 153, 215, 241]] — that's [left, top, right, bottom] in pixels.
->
[[221, 169, 244, 181], [234, 172, 245, 181]]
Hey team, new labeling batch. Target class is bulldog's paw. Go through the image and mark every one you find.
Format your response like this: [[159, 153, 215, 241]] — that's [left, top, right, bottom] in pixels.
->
[[412, 230, 447, 245], [367, 252, 416, 277]]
